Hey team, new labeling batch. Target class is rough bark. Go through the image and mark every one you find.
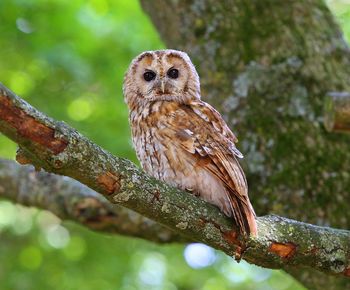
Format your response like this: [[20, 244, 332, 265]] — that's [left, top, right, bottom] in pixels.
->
[[140, 1, 350, 289], [0, 159, 182, 243], [1, 83, 350, 283]]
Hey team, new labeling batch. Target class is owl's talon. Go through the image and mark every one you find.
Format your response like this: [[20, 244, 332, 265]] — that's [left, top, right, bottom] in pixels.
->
[[186, 188, 201, 197]]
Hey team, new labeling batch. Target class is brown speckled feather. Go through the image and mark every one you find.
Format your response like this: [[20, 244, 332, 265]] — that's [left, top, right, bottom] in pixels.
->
[[170, 100, 257, 235], [123, 49, 257, 236]]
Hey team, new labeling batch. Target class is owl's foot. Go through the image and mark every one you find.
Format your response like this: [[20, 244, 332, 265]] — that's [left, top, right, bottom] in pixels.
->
[[234, 245, 246, 262], [186, 187, 200, 197]]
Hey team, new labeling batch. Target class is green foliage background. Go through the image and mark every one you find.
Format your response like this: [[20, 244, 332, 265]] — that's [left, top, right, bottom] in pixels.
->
[[0, 1, 348, 289]]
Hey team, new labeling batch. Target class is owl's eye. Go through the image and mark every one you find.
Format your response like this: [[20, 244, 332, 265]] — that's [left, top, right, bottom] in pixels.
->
[[143, 71, 156, 82], [167, 68, 179, 79]]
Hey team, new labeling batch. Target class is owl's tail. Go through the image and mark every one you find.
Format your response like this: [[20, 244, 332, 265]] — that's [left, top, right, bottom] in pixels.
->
[[227, 193, 258, 237]]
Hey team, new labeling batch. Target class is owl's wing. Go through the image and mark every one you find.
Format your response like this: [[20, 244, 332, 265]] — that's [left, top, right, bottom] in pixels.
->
[[178, 100, 257, 236]]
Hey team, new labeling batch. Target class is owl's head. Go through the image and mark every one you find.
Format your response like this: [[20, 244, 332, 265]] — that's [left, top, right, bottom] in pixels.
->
[[123, 49, 200, 108]]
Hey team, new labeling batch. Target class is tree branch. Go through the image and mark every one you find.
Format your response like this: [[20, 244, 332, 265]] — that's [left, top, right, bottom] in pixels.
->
[[324, 92, 350, 133], [0, 83, 349, 278], [0, 158, 183, 243]]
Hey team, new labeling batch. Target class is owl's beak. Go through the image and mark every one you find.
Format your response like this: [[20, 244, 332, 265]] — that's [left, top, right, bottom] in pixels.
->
[[161, 80, 165, 93]]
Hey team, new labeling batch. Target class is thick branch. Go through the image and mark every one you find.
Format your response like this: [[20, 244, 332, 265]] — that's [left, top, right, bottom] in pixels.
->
[[0, 158, 183, 243], [0, 83, 349, 277], [324, 92, 350, 133]]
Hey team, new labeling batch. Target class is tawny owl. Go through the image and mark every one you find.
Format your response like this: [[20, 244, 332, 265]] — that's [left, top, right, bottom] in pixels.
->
[[123, 49, 257, 236]]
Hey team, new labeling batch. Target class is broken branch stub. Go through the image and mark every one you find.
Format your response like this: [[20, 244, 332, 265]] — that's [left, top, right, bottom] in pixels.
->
[[324, 92, 350, 133]]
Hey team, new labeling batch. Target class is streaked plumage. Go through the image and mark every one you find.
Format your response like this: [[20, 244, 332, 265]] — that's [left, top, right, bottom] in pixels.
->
[[123, 49, 257, 236]]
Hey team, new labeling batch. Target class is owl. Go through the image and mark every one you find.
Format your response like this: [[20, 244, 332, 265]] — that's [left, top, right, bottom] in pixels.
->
[[123, 49, 257, 236]]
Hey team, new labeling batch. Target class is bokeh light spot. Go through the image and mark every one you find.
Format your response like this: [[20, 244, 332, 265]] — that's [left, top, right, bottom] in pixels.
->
[[19, 246, 42, 270], [0, 201, 16, 230], [12, 206, 34, 235], [9, 71, 34, 96], [138, 252, 166, 287], [184, 243, 216, 269], [67, 98, 93, 121], [16, 18, 34, 34], [46, 224, 70, 249], [63, 236, 87, 261]]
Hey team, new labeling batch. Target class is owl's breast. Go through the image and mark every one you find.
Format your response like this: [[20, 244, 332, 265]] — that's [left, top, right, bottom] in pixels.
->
[[131, 122, 162, 177], [129, 102, 231, 215], [130, 101, 192, 182], [131, 123, 173, 180]]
